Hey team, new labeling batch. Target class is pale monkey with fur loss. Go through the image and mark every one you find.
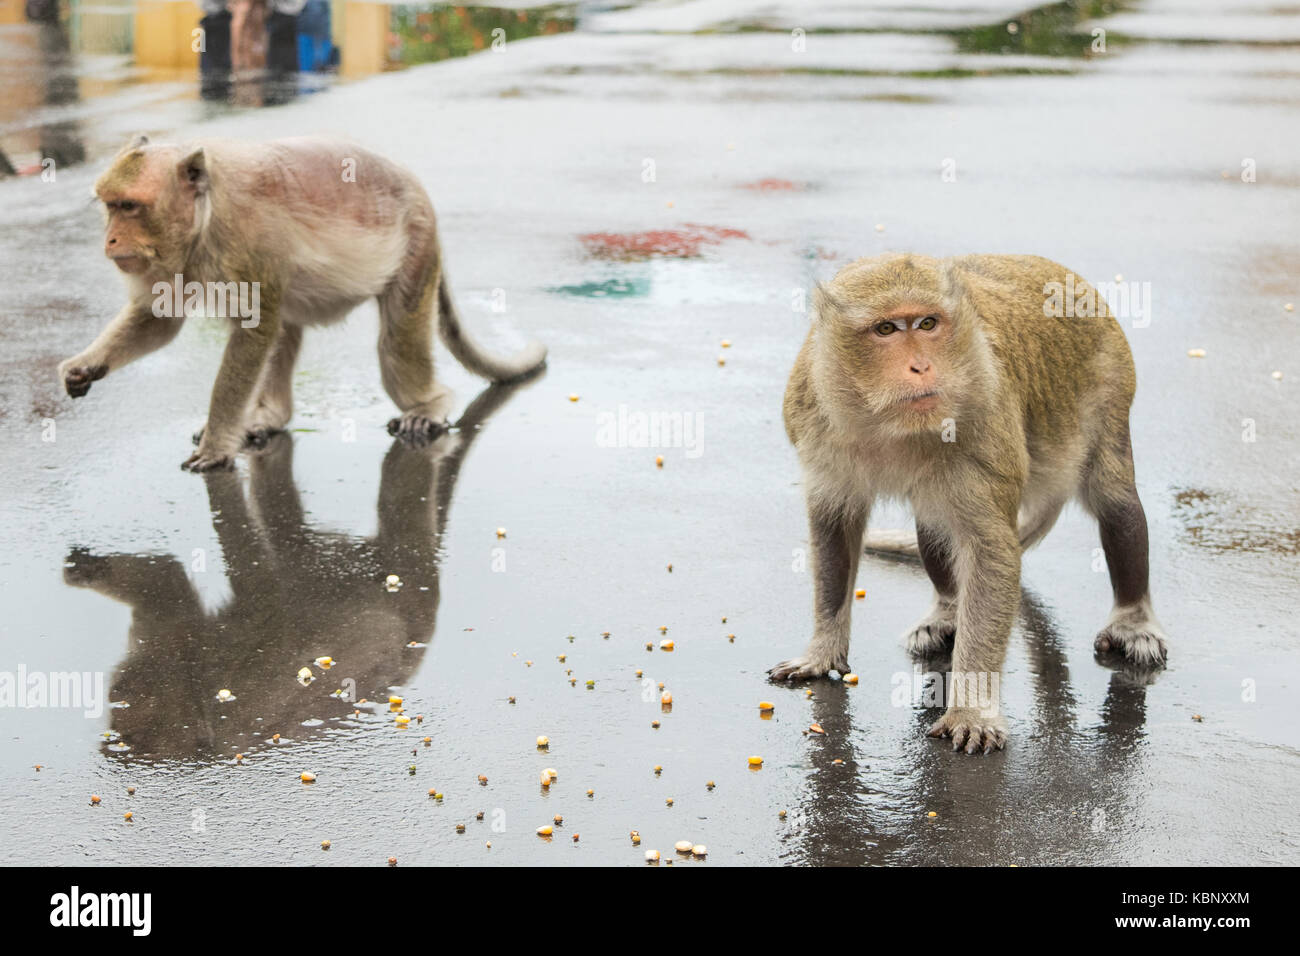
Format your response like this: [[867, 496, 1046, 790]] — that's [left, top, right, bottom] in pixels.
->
[[771, 253, 1167, 754], [59, 135, 546, 471]]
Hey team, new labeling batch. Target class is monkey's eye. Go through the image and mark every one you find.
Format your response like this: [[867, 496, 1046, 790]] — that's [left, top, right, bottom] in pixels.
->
[[874, 321, 898, 336], [111, 200, 140, 213], [916, 315, 938, 331]]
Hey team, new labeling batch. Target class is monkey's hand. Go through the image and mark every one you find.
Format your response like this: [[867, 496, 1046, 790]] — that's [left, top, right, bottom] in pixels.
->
[[59, 359, 107, 398], [768, 651, 850, 682], [927, 707, 1007, 755]]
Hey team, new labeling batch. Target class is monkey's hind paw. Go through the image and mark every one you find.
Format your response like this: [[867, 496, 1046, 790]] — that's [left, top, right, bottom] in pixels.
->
[[388, 414, 451, 447], [1094, 614, 1168, 667], [768, 654, 849, 682], [927, 708, 1007, 755], [181, 450, 235, 473], [905, 609, 956, 657], [193, 426, 279, 449]]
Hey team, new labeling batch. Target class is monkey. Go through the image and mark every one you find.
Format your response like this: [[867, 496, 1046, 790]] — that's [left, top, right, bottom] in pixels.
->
[[58, 134, 547, 471], [769, 253, 1168, 754]]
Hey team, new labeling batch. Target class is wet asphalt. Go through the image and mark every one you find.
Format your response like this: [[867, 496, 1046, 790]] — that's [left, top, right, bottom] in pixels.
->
[[0, 0, 1298, 865]]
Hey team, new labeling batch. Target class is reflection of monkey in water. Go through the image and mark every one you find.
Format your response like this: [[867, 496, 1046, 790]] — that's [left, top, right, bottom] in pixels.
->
[[64, 379, 533, 760], [59, 135, 547, 471], [771, 254, 1167, 754]]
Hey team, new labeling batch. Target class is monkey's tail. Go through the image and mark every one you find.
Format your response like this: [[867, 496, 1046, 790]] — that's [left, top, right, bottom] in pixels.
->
[[437, 272, 548, 383], [862, 529, 920, 556]]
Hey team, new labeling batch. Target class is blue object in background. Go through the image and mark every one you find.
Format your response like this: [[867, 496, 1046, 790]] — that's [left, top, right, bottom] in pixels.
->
[[297, 0, 335, 72]]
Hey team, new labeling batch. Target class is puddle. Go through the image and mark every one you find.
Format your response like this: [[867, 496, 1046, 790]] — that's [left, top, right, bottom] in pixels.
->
[[1173, 488, 1300, 556], [951, 0, 1134, 57], [0, 2, 577, 172]]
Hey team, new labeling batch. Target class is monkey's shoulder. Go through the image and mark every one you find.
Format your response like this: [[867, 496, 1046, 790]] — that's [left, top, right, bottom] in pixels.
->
[[782, 338, 819, 446]]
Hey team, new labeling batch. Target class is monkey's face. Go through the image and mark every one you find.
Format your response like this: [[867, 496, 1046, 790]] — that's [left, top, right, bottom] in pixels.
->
[[95, 146, 202, 277], [825, 303, 957, 434]]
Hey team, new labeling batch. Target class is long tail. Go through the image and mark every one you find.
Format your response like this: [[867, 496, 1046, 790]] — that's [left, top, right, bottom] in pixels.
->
[[862, 529, 920, 556], [437, 271, 547, 383], [864, 515, 1049, 558]]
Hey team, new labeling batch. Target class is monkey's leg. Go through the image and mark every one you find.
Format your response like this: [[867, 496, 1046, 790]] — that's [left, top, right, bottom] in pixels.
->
[[184, 315, 280, 472], [1083, 431, 1168, 666], [926, 505, 1019, 754], [244, 324, 303, 445], [58, 305, 184, 398], [905, 523, 957, 656], [769, 499, 867, 680], [379, 270, 454, 446]]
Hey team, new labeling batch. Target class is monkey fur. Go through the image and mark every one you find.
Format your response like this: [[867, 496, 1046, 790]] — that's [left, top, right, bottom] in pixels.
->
[[59, 134, 547, 471], [771, 253, 1167, 754]]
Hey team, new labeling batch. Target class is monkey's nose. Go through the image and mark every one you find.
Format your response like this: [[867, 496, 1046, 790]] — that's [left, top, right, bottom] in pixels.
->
[[909, 358, 932, 375]]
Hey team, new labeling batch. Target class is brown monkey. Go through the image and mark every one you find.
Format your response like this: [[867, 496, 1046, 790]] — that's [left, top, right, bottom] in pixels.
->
[[770, 253, 1167, 754], [59, 134, 546, 471]]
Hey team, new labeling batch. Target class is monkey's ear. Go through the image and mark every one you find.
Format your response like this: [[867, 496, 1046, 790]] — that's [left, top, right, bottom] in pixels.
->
[[811, 281, 843, 321], [177, 147, 208, 195]]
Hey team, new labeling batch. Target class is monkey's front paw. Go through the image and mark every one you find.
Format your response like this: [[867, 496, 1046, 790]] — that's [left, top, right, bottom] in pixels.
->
[[905, 607, 956, 657], [181, 448, 236, 472], [59, 361, 107, 398], [1094, 611, 1168, 667], [768, 653, 849, 682], [927, 707, 1007, 755], [388, 414, 450, 447]]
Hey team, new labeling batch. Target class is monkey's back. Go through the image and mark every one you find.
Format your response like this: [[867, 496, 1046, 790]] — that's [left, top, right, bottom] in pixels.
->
[[947, 254, 1137, 452]]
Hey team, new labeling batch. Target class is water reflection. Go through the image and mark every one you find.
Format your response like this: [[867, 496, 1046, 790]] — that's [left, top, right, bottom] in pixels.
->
[[788, 588, 1157, 866], [61, 379, 535, 762], [0, 0, 86, 175]]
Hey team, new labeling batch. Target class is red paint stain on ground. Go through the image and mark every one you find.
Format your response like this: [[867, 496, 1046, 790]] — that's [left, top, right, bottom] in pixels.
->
[[579, 223, 750, 260], [740, 178, 801, 191]]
